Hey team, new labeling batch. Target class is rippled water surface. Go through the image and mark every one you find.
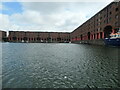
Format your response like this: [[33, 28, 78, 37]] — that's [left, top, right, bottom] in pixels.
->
[[2, 43, 120, 88]]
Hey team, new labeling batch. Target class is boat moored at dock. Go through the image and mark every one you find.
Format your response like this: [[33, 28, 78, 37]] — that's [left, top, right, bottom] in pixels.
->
[[104, 28, 120, 46]]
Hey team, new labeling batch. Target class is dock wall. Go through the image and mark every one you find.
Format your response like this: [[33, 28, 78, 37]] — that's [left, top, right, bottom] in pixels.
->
[[72, 39, 105, 46]]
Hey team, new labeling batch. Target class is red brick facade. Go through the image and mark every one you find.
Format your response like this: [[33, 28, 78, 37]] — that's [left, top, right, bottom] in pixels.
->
[[2, 1, 120, 43], [0, 30, 7, 42], [71, 2, 120, 42], [8, 31, 70, 43]]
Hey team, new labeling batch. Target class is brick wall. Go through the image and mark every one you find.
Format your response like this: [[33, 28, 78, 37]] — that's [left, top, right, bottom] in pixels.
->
[[71, 2, 120, 42], [8, 31, 70, 43], [0, 30, 7, 42]]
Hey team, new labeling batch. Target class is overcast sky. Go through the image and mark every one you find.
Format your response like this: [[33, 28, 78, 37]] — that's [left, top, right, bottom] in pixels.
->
[[0, 0, 113, 32]]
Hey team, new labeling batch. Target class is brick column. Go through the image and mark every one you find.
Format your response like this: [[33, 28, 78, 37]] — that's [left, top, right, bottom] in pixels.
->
[[98, 32, 100, 39], [90, 34, 93, 40], [102, 32, 104, 39]]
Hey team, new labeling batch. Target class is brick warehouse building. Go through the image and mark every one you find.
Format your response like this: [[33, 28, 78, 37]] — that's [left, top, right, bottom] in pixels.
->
[[2, 1, 120, 44], [8, 31, 70, 43], [71, 1, 120, 45], [0, 30, 7, 42]]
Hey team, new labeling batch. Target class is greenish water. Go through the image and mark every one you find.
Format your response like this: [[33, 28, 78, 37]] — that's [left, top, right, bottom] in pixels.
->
[[2, 43, 120, 88]]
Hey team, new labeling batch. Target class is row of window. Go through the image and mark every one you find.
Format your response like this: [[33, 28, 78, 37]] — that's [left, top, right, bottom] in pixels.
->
[[78, 13, 118, 31], [10, 37, 70, 41], [72, 32, 104, 40], [11, 34, 70, 38], [11, 32, 70, 35], [79, 21, 118, 33], [97, 7, 118, 16], [96, 14, 118, 22]]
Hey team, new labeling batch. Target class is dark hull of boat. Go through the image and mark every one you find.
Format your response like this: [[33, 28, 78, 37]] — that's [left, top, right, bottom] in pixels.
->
[[104, 38, 120, 46]]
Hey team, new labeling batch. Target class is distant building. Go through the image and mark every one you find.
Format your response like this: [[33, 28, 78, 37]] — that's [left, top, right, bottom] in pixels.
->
[[0, 30, 7, 42], [8, 31, 71, 43], [71, 2, 120, 42], [2, 1, 120, 45]]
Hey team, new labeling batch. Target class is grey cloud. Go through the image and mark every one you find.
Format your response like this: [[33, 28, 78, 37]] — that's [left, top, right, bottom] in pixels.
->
[[0, 2, 112, 32], [21, 2, 67, 14]]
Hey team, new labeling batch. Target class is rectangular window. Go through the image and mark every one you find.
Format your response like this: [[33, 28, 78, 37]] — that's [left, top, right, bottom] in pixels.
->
[[109, 11, 112, 15], [115, 15, 118, 19], [104, 15, 106, 18], [104, 20, 106, 23], [115, 8, 118, 12]]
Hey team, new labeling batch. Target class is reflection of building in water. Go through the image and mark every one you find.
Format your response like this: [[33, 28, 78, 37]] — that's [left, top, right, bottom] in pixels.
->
[[0, 30, 7, 42], [8, 31, 71, 43]]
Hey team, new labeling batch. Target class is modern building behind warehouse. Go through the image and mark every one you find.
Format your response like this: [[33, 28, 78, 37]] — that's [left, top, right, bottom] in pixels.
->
[[71, 2, 120, 44], [0, 1, 120, 44]]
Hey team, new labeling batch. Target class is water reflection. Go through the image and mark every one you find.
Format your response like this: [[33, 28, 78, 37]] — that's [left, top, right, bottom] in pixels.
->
[[2, 43, 120, 88]]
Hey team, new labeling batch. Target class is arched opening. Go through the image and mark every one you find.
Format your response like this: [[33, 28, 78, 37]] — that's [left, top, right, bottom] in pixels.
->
[[34, 38, 36, 41], [57, 37, 61, 42], [12, 37, 17, 41], [47, 37, 51, 42], [9, 38, 11, 41], [100, 32, 103, 39], [94, 34, 96, 39], [23, 37, 28, 41], [104, 25, 112, 38], [2, 37, 7, 42], [75, 36, 77, 41], [80, 35, 83, 40], [37, 37, 41, 41], [87, 32, 91, 40], [97, 33, 99, 39]]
